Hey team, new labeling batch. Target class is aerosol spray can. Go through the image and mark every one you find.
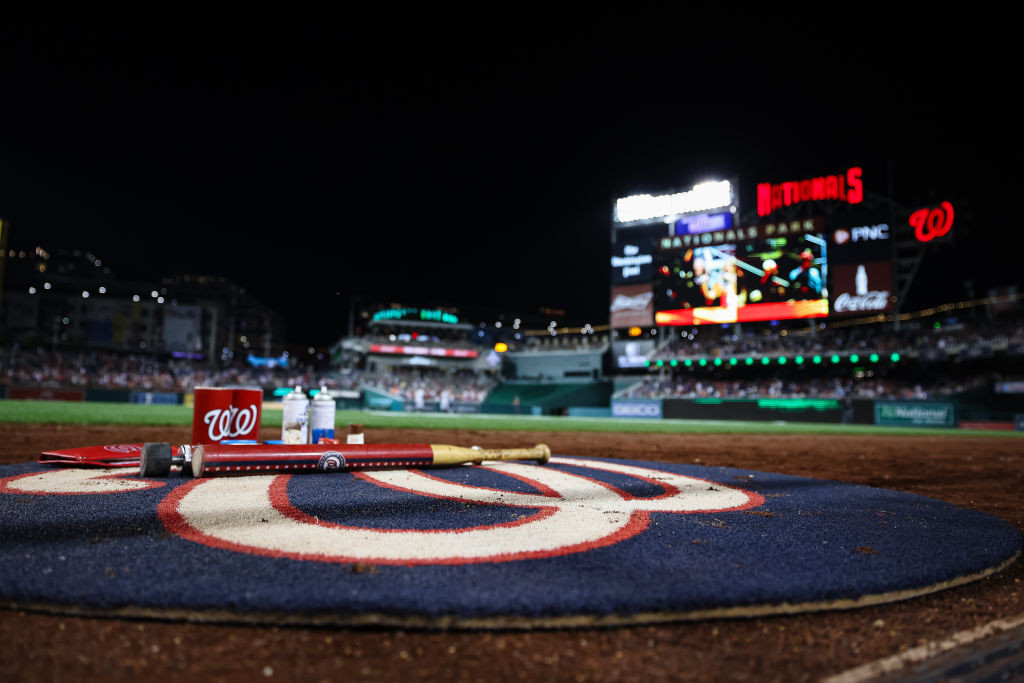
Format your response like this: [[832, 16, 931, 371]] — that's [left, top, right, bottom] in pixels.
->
[[281, 386, 309, 445], [310, 386, 336, 444]]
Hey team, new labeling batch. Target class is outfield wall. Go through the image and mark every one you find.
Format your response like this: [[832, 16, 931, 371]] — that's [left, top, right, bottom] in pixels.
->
[[1, 383, 1015, 430], [611, 398, 962, 427]]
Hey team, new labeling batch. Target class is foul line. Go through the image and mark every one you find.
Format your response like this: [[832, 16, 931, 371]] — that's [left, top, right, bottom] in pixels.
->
[[822, 612, 1024, 683]]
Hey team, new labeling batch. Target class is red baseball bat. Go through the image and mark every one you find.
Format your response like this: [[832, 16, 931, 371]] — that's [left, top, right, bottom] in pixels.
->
[[138, 442, 551, 478]]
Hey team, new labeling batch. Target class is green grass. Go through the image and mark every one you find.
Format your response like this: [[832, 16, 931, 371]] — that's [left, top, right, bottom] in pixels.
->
[[0, 399, 1020, 438]]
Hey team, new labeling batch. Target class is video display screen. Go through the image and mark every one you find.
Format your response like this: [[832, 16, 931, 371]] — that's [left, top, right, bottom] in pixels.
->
[[653, 233, 829, 325]]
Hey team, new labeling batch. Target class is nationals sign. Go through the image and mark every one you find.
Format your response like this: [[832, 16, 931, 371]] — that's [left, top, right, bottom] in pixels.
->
[[757, 167, 864, 216], [0, 456, 1019, 627]]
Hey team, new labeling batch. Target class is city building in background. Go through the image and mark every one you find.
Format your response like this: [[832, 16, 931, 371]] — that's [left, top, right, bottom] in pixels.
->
[[0, 246, 289, 365]]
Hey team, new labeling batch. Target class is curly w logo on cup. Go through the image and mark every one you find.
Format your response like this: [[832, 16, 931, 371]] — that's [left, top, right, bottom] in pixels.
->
[[191, 387, 263, 444]]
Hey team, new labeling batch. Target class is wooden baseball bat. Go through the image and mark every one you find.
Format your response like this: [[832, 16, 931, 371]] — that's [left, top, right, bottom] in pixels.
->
[[139, 442, 551, 478]]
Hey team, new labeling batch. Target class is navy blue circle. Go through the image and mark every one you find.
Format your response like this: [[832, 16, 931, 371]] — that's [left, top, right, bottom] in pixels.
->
[[0, 457, 1019, 625]]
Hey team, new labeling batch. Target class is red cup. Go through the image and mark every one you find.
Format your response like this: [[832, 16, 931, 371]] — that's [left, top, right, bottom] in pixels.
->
[[192, 386, 264, 444], [192, 387, 234, 444], [230, 387, 263, 443]]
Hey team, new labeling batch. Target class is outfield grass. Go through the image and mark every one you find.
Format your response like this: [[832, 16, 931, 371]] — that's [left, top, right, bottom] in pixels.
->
[[0, 399, 1019, 438]]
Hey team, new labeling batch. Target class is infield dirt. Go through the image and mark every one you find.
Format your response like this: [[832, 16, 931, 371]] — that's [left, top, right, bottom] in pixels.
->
[[1, 421, 1022, 682]]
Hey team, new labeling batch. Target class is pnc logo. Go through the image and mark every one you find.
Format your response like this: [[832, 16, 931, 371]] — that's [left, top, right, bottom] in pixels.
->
[[833, 224, 889, 245]]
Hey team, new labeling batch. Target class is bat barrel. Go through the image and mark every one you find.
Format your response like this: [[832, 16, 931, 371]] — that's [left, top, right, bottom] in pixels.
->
[[429, 444, 551, 467]]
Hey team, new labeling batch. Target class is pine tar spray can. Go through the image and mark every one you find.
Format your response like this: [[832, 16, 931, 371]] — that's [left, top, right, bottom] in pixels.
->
[[281, 386, 309, 445], [310, 386, 336, 444]]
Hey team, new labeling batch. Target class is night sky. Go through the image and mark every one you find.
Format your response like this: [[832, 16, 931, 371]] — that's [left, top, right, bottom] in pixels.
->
[[0, 19, 1014, 346]]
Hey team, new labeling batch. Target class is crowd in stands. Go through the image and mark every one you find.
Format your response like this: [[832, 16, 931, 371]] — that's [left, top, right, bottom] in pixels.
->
[[652, 318, 1024, 362], [2, 314, 1021, 403], [360, 324, 478, 350], [618, 316, 1023, 400], [615, 376, 974, 401], [0, 347, 336, 393], [0, 346, 499, 403], [360, 368, 498, 406]]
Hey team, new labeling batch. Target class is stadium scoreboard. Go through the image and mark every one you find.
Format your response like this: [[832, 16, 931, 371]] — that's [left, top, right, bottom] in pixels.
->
[[610, 167, 898, 349]]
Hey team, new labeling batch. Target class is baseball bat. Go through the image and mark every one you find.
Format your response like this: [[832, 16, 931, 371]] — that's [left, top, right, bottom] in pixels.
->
[[139, 442, 551, 478]]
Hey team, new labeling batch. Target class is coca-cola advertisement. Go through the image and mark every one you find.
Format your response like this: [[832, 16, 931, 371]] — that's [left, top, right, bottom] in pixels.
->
[[191, 387, 263, 444], [830, 261, 893, 317], [610, 284, 654, 328]]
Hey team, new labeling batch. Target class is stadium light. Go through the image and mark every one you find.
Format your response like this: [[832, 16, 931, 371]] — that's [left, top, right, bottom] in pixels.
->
[[761, 357, 770, 365], [778, 356, 787, 365], [656, 360, 664, 368], [730, 358, 737, 365], [614, 180, 733, 223], [813, 355, 822, 364], [699, 358, 707, 367], [890, 353, 901, 362], [684, 359, 693, 367], [714, 358, 722, 366], [795, 355, 804, 364], [869, 353, 879, 362], [670, 359, 678, 367], [745, 357, 754, 365], [849, 354, 859, 363], [830, 354, 840, 364]]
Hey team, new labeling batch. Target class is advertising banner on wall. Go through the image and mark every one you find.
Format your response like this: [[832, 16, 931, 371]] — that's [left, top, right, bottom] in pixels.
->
[[611, 400, 663, 419], [611, 232, 658, 286], [610, 284, 654, 328], [874, 401, 957, 428], [831, 262, 893, 316], [828, 216, 894, 317], [612, 339, 655, 369]]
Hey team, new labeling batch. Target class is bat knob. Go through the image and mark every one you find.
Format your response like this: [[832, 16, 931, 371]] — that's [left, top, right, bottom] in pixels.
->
[[536, 444, 551, 464], [140, 442, 173, 477]]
